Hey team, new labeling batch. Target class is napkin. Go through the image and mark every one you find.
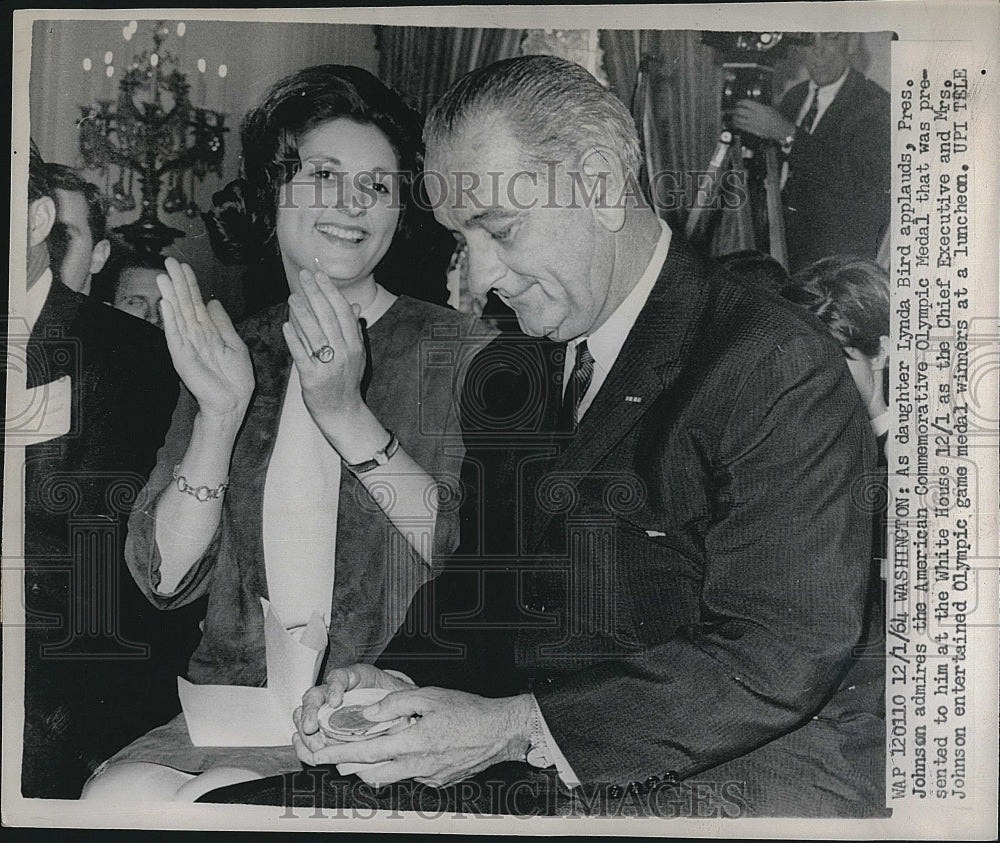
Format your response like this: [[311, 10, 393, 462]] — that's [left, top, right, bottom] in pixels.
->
[[179, 598, 327, 747]]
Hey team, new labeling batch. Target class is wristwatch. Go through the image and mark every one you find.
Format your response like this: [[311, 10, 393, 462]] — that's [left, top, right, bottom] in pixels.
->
[[344, 430, 399, 474]]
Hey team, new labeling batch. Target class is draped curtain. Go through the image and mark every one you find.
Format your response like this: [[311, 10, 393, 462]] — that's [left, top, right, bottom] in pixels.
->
[[601, 29, 756, 256], [373, 26, 526, 310], [376, 26, 524, 116]]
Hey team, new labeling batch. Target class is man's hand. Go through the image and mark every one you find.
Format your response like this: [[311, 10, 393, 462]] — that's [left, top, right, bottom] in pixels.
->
[[294, 664, 414, 757], [295, 687, 535, 788], [729, 100, 797, 142]]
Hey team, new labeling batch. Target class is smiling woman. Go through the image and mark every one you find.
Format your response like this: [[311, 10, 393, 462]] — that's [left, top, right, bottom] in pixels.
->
[[81, 65, 494, 803], [276, 119, 401, 300]]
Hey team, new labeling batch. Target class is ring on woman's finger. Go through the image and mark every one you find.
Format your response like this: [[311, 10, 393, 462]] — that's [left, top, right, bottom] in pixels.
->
[[313, 344, 335, 364]]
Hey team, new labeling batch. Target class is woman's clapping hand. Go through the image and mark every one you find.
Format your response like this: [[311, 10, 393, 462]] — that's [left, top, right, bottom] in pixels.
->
[[157, 257, 255, 421], [283, 268, 368, 427]]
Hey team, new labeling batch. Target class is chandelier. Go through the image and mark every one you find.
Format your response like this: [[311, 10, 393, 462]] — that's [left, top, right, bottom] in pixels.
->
[[77, 21, 229, 255]]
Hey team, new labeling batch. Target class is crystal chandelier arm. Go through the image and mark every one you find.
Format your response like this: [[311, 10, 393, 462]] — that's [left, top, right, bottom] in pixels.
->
[[76, 20, 230, 253]]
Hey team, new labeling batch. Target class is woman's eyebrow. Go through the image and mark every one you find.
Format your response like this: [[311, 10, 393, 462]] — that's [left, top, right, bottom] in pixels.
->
[[301, 154, 343, 167]]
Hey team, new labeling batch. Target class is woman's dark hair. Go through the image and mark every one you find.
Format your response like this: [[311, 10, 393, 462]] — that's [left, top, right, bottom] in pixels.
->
[[204, 64, 449, 305], [782, 256, 890, 408], [718, 249, 790, 295], [781, 256, 889, 358]]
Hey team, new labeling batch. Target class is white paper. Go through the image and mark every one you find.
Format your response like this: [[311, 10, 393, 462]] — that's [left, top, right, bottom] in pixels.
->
[[176, 678, 292, 747], [9, 378, 71, 446], [178, 598, 327, 747]]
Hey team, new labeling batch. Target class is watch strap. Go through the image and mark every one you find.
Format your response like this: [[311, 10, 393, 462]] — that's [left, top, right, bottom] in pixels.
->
[[345, 430, 399, 475]]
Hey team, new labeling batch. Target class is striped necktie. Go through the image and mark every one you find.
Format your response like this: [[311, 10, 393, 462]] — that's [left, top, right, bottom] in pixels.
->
[[559, 340, 595, 431]]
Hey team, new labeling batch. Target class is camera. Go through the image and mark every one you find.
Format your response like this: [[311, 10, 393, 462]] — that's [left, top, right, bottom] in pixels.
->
[[702, 32, 812, 113], [701, 31, 811, 63]]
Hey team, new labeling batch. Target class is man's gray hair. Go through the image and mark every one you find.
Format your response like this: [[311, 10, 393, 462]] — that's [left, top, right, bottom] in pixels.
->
[[425, 55, 642, 178]]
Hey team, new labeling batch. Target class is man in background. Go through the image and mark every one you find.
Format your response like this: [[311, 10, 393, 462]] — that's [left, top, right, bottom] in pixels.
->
[[112, 261, 165, 328], [90, 246, 167, 329], [14, 142, 196, 799], [731, 32, 890, 271], [44, 163, 111, 295]]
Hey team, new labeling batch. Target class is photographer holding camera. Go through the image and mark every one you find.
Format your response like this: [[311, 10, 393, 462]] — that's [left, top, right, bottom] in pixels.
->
[[730, 32, 890, 272]]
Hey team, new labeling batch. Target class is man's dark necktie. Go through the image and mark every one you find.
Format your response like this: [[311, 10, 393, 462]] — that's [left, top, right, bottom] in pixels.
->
[[558, 340, 595, 431], [799, 92, 820, 134]]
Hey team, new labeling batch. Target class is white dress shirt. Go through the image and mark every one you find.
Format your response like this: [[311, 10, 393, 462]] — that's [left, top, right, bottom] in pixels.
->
[[561, 219, 672, 418], [870, 409, 889, 441]]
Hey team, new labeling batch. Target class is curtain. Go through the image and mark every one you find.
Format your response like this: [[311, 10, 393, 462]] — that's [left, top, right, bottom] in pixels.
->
[[374, 26, 525, 310], [376, 26, 524, 116], [601, 29, 755, 256]]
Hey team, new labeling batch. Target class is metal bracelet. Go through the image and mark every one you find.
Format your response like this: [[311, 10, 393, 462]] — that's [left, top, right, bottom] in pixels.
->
[[172, 465, 229, 502]]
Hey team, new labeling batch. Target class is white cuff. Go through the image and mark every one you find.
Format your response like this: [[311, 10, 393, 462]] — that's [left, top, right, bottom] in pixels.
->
[[530, 695, 580, 788], [383, 669, 417, 686]]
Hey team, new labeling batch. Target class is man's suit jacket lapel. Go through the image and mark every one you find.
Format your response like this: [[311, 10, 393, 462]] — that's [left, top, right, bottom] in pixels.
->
[[26, 279, 84, 389], [809, 69, 863, 142], [780, 69, 862, 133], [527, 239, 713, 550], [514, 338, 569, 552]]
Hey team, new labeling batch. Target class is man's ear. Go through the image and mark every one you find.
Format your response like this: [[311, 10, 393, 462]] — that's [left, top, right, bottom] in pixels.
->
[[579, 145, 626, 233], [90, 238, 111, 276], [28, 196, 56, 248]]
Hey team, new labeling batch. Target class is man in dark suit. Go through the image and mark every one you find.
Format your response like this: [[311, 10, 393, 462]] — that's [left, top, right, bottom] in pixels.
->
[[202, 55, 882, 817], [11, 144, 189, 798], [731, 32, 891, 271]]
